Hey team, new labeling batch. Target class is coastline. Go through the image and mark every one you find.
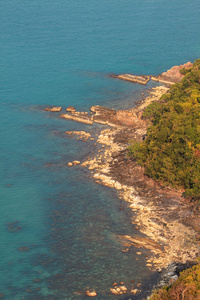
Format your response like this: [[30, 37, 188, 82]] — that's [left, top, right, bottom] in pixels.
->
[[45, 81, 200, 296], [80, 86, 200, 272]]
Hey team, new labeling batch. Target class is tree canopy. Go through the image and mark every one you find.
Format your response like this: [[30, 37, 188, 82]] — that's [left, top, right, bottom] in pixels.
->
[[129, 59, 200, 198]]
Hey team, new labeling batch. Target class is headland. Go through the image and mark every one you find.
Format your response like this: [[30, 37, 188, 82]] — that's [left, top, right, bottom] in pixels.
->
[[43, 62, 200, 297]]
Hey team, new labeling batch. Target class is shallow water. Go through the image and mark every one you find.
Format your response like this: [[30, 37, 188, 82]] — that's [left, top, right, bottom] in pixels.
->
[[1, 0, 200, 299]]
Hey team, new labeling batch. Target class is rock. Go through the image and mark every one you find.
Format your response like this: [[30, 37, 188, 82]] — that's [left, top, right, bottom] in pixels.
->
[[85, 290, 97, 297], [131, 289, 139, 295], [112, 282, 118, 286], [45, 106, 62, 112], [120, 286, 127, 291], [68, 162, 73, 167], [152, 62, 193, 84], [118, 235, 163, 253], [112, 151, 120, 158], [18, 246, 30, 252], [72, 160, 80, 165], [67, 131, 91, 140], [0, 293, 5, 298], [7, 221, 21, 233], [33, 278, 42, 283], [122, 248, 130, 253], [136, 252, 142, 255], [110, 286, 127, 295], [114, 182, 122, 190], [110, 288, 120, 295], [196, 233, 200, 240], [66, 106, 76, 112]]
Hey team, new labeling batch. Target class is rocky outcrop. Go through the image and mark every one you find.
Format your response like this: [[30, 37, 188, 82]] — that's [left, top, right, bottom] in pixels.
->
[[61, 105, 146, 127], [67, 161, 80, 167], [66, 106, 76, 112], [151, 62, 193, 84], [118, 235, 163, 254], [85, 290, 97, 297], [44, 86, 167, 128], [45, 106, 62, 112], [60, 112, 93, 125], [110, 285, 128, 295], [65, 131, 91, 140], [91, 105, 145, 127]]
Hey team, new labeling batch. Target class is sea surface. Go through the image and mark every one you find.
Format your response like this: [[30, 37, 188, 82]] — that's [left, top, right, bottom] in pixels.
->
[[1, 1, 200, 299]]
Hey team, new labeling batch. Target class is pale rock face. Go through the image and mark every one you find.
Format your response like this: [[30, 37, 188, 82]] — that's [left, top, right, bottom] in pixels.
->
[[85, 290, 97, 297], [131, 289, 139, 295], [159, 61, 193, 83], [66, 105, 76, 112], [72, 160, 80, 165]]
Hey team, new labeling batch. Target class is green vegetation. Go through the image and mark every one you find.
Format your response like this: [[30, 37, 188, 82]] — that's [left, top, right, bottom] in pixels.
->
[[150, 260, 200, 300], [129, 59, 200, 198]]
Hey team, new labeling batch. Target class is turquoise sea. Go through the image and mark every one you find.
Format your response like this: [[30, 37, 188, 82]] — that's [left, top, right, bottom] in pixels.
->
[[1, 1, 200, 299]]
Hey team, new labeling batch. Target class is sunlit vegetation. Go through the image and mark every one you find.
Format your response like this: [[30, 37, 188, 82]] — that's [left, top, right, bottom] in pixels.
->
[[129, 59, 200, 199], [150, 260, 200, 300]]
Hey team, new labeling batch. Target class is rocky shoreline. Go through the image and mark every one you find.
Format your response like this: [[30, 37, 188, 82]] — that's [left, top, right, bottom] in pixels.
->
[[79, 98, 200, 271], [44, 67, 200, 296]]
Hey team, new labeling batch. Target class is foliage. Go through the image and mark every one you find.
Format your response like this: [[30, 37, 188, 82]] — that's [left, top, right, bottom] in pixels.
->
[[150, 261, 200, 300], [129, 59, 200, 198]]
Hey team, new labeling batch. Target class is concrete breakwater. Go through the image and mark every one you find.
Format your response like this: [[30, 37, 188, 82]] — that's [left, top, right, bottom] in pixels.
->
[[111, 61, 193, 85], [111, 73, 150, 85]]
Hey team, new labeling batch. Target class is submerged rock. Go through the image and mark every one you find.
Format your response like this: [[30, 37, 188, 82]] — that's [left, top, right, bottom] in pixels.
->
[[66, 130, 91, 140], [6, 221, 22, 233], [18, 246, 30, 252], [131, 288, 140, 295]]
